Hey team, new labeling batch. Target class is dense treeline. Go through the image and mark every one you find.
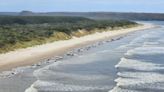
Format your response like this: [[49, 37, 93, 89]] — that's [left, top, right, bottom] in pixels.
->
[[0, 16, 137, 53], [0, 16, 92, 25]]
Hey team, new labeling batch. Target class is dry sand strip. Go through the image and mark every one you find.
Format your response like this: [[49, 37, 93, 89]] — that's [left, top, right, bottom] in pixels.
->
[[0, 23, 156, 71]]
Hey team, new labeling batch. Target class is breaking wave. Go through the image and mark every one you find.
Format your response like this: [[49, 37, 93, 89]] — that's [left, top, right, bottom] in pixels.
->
[[110, 26, 164, 92]]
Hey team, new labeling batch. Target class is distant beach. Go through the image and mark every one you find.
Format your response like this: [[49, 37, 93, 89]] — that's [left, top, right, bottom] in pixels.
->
[[0, 23, 155, 72]]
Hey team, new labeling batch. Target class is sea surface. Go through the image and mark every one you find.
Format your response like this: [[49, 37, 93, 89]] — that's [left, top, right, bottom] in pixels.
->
[[0, 21, 164, 92]]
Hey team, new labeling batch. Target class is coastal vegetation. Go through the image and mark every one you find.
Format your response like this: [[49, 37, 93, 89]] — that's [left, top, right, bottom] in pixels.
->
[[0, 16, 137, 53]]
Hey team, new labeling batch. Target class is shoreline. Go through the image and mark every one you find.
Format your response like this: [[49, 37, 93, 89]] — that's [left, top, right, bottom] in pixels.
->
[[0, 23, 156, 72]]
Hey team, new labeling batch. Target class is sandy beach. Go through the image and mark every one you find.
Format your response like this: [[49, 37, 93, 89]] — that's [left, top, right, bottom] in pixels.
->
[[0, 23, 155, 71]]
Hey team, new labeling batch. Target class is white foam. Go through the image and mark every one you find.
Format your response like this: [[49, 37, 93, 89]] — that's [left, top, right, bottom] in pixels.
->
[[25, 84, 38, 92], [111, 68, 164, 92], [111, 45, 164, 92], [31, 80, 109, 92], [143, 42, 159, 47], [115, 58, 164, 71], [128, 30, 164, 46], [126, 47, 164, 56], [33, 61, 60, 78], [109, 86, 141, 92], [116, 72, 164, 86]]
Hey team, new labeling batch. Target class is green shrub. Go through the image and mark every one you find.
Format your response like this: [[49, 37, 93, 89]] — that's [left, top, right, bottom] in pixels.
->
[[0, 16, 137, 53]]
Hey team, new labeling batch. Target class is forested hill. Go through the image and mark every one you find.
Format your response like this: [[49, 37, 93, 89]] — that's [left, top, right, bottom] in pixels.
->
[[0, 11, 164, 20]]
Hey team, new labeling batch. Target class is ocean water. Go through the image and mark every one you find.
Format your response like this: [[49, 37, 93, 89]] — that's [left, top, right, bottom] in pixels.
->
[[1, 21, 164, 92], [24, 21, 164, 92], [110, 22, 164, 92]]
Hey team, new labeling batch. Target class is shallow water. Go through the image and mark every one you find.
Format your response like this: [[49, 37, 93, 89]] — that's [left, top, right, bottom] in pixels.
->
[[0, 21, 164, 92]]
